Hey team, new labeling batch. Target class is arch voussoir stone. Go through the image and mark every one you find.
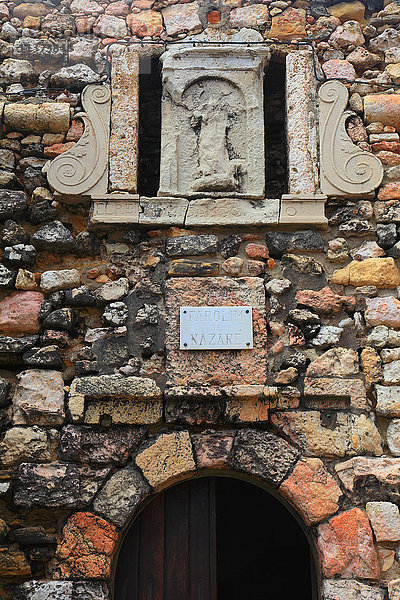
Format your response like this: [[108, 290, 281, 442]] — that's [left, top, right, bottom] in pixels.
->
[[279, 457, 343, 525], [93, 466, 151, 528], [231, 428, 300, 486]]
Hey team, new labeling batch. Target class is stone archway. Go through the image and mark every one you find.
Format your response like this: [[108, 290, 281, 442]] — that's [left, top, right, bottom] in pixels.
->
[[46, 431, 333, 588], [32, 428, 384, 600]]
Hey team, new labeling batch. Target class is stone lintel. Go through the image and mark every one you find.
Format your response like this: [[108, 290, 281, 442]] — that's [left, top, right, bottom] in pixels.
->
[[164, 385, 278, 401], [89, 196, 280, 227], [280, 194, 328, 227], [185, 197, 279, 226]]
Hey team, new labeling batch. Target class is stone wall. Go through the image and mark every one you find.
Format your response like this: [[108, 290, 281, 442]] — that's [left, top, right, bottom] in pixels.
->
[[3, 0, 400, 599]]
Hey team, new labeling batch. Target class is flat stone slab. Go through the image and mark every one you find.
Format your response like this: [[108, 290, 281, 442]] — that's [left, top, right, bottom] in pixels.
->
[[185, 197, 279, 226], [139, 197, 188, 225], [13, 581, 109, 600], [89, 196, 139, 225], [165, 277, 267, 387], [90, 196, 279, 227]]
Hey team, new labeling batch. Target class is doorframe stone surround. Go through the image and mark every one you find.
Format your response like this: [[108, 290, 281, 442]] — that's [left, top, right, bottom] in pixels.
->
[[12, 427, 388, 600], [43, 43, 384, 230]]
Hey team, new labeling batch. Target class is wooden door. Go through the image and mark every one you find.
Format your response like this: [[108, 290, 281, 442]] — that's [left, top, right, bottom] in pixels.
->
[[115, 478, 217, 600], [115, 476, 316, 600]]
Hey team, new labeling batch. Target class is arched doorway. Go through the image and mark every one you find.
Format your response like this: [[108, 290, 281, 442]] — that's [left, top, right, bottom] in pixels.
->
[[114, 476, 318, 600]]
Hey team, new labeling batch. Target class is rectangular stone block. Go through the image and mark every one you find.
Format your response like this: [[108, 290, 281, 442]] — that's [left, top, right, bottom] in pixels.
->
[[185, 197, 279, 226], [84, 398, 162, 425], [139, 197, 188, 226], [304, 377, 369, 410], [376, 385, 400, 416], [90, 197, 140, 225], [109, 46, 139, 193], [165, 277, 267, 388], [68, 374, 162, 423]]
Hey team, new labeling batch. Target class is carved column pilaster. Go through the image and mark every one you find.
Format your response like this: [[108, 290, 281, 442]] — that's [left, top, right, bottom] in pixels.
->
[[280, 49, 327, 226]]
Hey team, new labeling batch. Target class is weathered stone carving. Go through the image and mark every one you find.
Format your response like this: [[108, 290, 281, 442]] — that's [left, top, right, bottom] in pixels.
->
[[46, 84, 111, 197], [90, 197, 140, 226], [319, 80, 383, 197], [158, 45, 270, 199]]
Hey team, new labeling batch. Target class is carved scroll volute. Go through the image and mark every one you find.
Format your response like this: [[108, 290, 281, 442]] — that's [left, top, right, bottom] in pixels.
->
[[319, 80, 383, 197], [46, 84, 111, 197]]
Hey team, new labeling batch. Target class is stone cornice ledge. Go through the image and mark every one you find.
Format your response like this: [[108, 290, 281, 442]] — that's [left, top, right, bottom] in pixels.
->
[[90, 195, 329, 228], [90, 196, 281, 227]]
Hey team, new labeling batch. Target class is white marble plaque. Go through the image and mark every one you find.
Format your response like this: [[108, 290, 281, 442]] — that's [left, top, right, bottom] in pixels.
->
[[180, 306, 253, 350]]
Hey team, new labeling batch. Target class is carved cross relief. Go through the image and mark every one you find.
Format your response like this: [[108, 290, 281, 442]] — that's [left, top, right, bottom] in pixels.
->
[[45, 44, 384, 227]]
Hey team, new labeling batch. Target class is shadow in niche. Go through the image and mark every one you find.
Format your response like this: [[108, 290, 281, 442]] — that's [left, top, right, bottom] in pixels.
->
[[114, 476, 317, 600], [264, 57, 287, 199], [138, 56, 162, 198]]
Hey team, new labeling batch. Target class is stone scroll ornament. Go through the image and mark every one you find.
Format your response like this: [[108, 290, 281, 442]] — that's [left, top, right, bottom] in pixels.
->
[[319, 80, 383, 197], [46, 84, 111, 197]]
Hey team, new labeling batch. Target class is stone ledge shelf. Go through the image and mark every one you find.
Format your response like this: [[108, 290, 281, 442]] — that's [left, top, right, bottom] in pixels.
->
[[89, 195, 331, 228], [68, 374, 162, 425], [89, 196, 282, 227]]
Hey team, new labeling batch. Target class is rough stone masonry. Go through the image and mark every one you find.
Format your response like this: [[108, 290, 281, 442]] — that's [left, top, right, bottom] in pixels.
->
[[3, 0, 400, 599]]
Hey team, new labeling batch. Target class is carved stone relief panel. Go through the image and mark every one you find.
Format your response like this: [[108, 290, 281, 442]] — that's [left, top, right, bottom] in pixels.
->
[[158, 45, 270, 199], [319, 80, 383, 197], [46, 84, 111, 198]]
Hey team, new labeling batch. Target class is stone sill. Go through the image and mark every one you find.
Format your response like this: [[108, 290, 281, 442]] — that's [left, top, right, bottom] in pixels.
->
[[88, 194, 328, 228]]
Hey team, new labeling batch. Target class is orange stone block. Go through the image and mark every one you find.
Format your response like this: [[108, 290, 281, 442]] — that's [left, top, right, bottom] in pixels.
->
[[318, 507, 380, 579], [52, 512, 119, 579], [365, 94, 400, 132], [44, 142, 75, 158], [127, 10, 163, 37], [378, 183, 400, 201], [280, 458, 342, 525], [268, 7, 306, 41]]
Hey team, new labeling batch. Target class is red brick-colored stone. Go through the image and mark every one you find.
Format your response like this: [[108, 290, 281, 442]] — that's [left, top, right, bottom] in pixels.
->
[[245, 243, 269, 260], [0, 291, 43, 337], [165, 277, 267, 387], [322, 59, 357, 81], [295, 286, 355, 315], [105, 1, 129, 16], [378, 183, 400, 201], [375, 151, 400, 166], [318, 508, 380, 579], [52, 512, 118, 579], [372, 141, 400, 154], [44, 142, 76, 158], [280, 458, 342, 525], [66, 119, 84, 142]]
